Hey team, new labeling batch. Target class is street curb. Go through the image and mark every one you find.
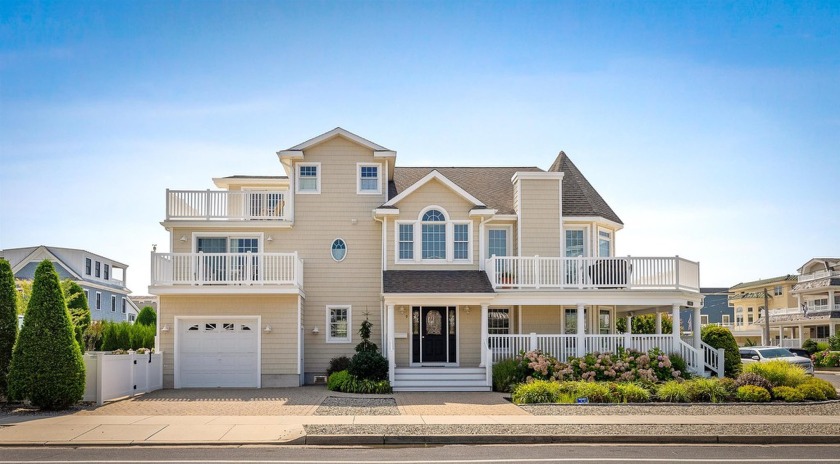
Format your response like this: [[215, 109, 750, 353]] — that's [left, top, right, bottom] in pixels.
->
[[0, 434, 837, 447]]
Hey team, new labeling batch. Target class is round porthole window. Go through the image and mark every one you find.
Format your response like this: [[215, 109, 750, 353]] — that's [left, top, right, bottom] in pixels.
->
[[331, 238, 347, 262]]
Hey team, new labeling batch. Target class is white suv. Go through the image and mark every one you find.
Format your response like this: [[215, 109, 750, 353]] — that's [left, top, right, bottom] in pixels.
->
[[739, 347, 814, 374]]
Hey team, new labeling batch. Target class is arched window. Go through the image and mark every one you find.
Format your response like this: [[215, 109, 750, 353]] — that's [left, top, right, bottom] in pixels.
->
[[331, 239, 347, 261], [421, 209, 446, 259]]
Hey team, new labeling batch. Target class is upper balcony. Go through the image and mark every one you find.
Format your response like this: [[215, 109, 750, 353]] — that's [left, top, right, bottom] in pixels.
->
[[149, 252, 303, 294], [485, 256, 699, 292], [798, 269, 840, 282], [166, 189, 289, 222]]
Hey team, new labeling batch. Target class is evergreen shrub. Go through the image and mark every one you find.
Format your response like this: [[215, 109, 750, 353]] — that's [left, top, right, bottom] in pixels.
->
[[7, 261, 85, 409], [734, 372, 773, 393], [742, 360, 808, 388], [0, 259, 17, 397], [701, 325, 741, 377], [327, 370, 350, 391], [772, 386, 805, 402], [736, 385, 771, 402], [492, 358, 521, 392], [327, 356, 351, 377]]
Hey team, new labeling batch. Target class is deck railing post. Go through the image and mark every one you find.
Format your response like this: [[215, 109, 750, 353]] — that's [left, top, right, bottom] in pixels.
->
[[529, 332, 537, 351], [716, 348, 725, 378]]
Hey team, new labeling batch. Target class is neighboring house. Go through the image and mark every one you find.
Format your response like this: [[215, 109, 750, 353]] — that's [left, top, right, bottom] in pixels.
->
[[0, 245, 140, 323], [681, 287, 732, 332], [728, 275, 798, 345], [756, 258, 840, 348], [149, 127, 708, 391], [130, 295, 159, 313]]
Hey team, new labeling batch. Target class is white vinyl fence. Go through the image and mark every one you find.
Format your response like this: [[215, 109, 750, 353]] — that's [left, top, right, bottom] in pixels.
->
[[83, 351, 163, 405]]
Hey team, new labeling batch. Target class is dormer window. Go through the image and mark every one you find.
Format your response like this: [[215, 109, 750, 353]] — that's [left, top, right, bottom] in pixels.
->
[[296, 163, 320, 194], [357, 163, 381, 194]]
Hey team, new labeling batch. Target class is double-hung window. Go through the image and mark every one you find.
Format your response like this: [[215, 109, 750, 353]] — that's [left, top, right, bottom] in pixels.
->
[[326, 305, 351, 343], [85, 258, 92, 275], [121, 297, 126, 314], [95, 292, 102, 311], [357, 164, 381, 194], [398, 223, 414, 260], [296, 163, 320, 193], [598, 309, 611, 334], [488, 309, 510, 335], [421, 210, 446, 260], [598, 230, 612, 257], [95, 261, 101, 278], [453, 224, 469, 260], [111, 295, 117, 312], [104, 264, 110, 280], [488, 228, 508, 257]]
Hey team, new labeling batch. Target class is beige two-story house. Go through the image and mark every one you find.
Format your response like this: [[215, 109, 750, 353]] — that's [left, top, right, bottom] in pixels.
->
[[150, 128, 712, 391]]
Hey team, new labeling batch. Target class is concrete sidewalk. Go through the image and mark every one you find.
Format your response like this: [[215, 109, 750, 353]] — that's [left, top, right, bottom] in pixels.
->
[[1, 413, 840, 446]]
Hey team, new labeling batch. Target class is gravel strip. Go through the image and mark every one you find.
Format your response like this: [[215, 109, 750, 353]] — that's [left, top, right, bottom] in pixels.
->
[[315, 397, 400, 416], [304, 423, 840, 436], [519, 401, 840, 416]]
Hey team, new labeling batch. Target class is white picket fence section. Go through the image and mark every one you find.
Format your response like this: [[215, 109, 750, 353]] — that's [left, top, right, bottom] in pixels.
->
[[83, 352, 163, 405]]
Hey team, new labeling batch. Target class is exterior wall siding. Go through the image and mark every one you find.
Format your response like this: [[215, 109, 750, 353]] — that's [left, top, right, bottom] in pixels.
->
[[518, 179, 561, 256]]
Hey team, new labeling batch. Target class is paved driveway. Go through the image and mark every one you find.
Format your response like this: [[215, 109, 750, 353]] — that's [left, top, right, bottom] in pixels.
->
[[74, 386, 526, 416]]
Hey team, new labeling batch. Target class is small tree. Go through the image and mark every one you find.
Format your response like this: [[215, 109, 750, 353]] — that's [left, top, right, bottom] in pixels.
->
[[136, 306, 157, 326], [7, 260, 85, 409], [0, 259, 18, 397], [61, 280, 90, 353], [348, 316, 388, 381], [701, 325, 742, 378]]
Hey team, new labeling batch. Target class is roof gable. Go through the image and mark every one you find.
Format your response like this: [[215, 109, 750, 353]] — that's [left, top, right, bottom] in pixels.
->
[[548, 152, 623, 225], [10, 246, 82, 280], [384, 170, 485, 208], [278, 127, 395, 156]]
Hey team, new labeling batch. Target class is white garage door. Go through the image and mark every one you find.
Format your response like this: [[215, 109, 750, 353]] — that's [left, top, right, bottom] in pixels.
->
[[177, 318, 259, 388]]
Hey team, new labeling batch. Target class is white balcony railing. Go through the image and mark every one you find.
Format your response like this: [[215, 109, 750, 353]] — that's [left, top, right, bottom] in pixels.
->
[[166, 189, 289, 221], [798, 269, 840, 282], [150, 252, 303, 287], [485, 256, 699, 291], [769, 307, 802, 316]]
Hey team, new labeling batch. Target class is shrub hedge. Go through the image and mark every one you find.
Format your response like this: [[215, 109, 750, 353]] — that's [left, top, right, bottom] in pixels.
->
[[742, 360, 808, 388], [772, 386, 805, 402], [736, 385, 771, 402], [0, 259, 17, 397]]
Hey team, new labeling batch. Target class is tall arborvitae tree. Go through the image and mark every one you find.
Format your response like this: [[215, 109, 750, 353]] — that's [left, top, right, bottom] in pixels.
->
[[61, 280, 91, 353], [0, 259, 18, 397], [7, 260, 85, 409]]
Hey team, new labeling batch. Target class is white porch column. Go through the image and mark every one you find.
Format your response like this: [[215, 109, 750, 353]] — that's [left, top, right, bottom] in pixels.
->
[[387, 304, 395, 383], [693, 306, 702, 349], [671, 304, 681, 349], [831, 322, 836, 337], [656, 311, 662, 335], [479, 304, 489, 367], [778, 325, 783, 346], [624, 314, 632, 350], [576, 303, 585, 357], [798, 324, 804, 344]]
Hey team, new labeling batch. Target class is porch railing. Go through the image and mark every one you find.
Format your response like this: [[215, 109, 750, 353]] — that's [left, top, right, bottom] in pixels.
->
[[700, 341, 725, 378], [798, 269, 840, 282], [485, 256, 699, 291], [487, 333, 707, 375], [166, 189, 289, 221], [150, 252, 303, 287]]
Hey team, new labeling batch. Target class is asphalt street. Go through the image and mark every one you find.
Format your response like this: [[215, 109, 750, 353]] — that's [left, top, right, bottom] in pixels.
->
[[2, 444, 840, 463]]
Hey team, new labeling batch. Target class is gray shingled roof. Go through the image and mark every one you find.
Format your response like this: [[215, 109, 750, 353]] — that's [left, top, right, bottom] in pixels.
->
[[391, 167, 542, 215], [383, 270, 495, 294], [731, 274, 798, 291], [390, 152, 622, 224], [547, 152, 623, 224]]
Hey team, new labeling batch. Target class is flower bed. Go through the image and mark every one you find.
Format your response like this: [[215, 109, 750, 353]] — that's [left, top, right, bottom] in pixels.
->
[[501, 350, 837, 405]]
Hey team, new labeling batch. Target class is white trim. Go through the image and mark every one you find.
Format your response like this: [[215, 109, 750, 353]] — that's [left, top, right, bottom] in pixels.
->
[[356, 162, 383, 195], [597, 227, 613, 257], [173, 315, 261, 389], [191, 232, 265, 253], [326, 305, 352, 344], [383, 170, 485, 207], [374, 208, 400, 216], [295, 162, 321, 194], [393, 207, 474, 264], [330, 238, 348, 262], [563, 216, 625, 231], [212, 177, 289, 189]]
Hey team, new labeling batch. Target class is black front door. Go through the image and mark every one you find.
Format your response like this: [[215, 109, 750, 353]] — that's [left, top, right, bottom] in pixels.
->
[[412, 306, 456, 364]]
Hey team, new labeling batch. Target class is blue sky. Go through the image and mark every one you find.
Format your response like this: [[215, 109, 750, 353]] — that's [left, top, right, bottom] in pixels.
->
[[1, 1, 838, 291]]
